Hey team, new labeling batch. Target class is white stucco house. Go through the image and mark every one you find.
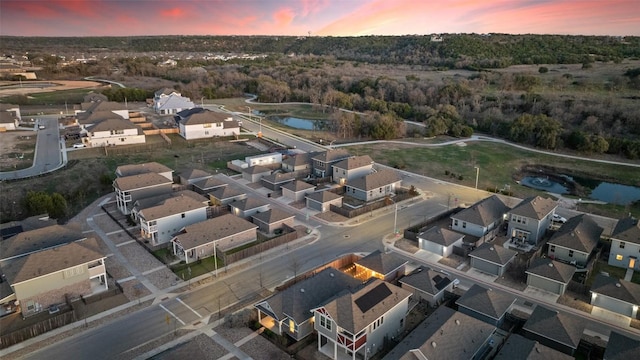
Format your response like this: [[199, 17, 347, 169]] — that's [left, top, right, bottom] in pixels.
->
[[178, 110, 240, 140]]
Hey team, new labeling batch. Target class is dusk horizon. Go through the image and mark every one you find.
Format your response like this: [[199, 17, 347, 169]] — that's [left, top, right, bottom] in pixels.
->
[[1, 0, 639, 38]]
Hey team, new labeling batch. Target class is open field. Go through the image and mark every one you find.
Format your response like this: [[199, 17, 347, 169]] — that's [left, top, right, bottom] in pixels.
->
[[0, 130, 36, 171], [0, 80, 103, 98]]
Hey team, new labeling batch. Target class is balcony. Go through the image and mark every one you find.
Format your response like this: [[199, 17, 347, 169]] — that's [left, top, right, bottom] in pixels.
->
[[88, 262, 105, 278]]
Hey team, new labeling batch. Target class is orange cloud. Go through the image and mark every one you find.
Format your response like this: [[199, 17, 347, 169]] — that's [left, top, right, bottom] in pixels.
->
[[273, 7, 295, 26], [160, 7, 186, 18]]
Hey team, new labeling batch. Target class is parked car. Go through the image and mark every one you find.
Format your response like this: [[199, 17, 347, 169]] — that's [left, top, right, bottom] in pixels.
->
[[72, 143, 86, 148], [552, 214, 567, 223], [38, 124, 46, 130]]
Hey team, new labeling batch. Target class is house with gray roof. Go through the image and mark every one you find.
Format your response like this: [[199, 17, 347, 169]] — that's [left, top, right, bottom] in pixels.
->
[[469, 243, 517, 276], [306, 190, 343, 213], [251, 208, 295, 234], [209, 186, 246, 206], [242, 165, 272, 183], [451, 194, 509, 241], [282, 152, 311, 173], [0, 238, 107, 317], [192, 176, 227, 195], [113, 172, 174, 215], [260, 171, 297, 191], [590, 274, 640, 319], [399, 266, 453, 307], [456, 284, 517, 327], [137, 192, 209, 246], [311, 149, 351, 179], [417, 226, 465, 257], [384, 306, 496, 360], [229, 197, 270, 219], [0, 111, 18, 131], [254, 267, 362, 342], [75, 101, 129, 125], [116, 162, 173, 180], [281, 180, 315, 202], [354, 250, 407, 282], [508, 196, 558, 245], [522, 305, 585, 355], [608, 216, 640, 271], [312, 278, 412, 360], [526, 258, 576, 296], [0, 224, 85, 261], [494, 334, 573, 360], [178, 168, 212, 186], [332, 155, 374, 185], [84, 117, 146, 148], [171, 214, 258, 264], [344, 169, 402, 202], [604, 331, 640, 360], [154, 91, 194, 115], [178, 110, 239, 140], [548, 214, 603, 267]]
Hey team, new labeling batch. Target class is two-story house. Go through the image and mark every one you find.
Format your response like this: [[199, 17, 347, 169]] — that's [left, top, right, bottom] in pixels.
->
[[0, 238, 107, 317], [344, 169, 402, 202], [311, 279, 412, 360], [450, 194, 510, 242], [507, 196, 557, 245], [0, 103, 21, 131], [282, 153, 311, 173], [153, 89, 194, 115], [332, 155, 374, 185], [608, 217, 640, 271], [254, 267, 362, 342], [115, 162, 173, 181], [113, 173, 173, 215], [178, 110, 239, 140], [590, 274, 640, 319], [84, 117, 146, 147], [311, 149, 351, 179], [547, 214, 603, 267], [138, 192, 209, 246]]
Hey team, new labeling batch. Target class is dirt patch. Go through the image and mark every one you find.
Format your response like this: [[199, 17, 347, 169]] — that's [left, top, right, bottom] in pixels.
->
[[0, 130, 36, 171], [0, 80, 102, 98], [314, 211, 348, 223]]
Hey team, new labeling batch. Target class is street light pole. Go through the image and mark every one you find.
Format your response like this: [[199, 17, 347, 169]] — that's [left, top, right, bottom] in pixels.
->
[[394, 203, 398, 235], [474, 166, 480, 190]]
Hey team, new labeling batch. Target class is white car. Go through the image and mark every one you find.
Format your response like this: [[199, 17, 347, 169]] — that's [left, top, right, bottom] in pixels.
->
[[72, 143, 86, 148], [38, 124, 46, 130], [552, 214, 567, 223]]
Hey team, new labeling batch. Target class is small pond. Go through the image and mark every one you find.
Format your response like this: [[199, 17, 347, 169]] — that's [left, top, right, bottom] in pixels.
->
[[267, 116, 329, 131], [521, 176, 640, 205]]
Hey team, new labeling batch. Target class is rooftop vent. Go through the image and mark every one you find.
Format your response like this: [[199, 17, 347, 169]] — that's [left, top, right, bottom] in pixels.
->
[[548, 263, 554, 267], [489, 247, 494, 251], [300, 288, 305, 293], [616, 283, 622, 288], [455, 319, 460, 325]]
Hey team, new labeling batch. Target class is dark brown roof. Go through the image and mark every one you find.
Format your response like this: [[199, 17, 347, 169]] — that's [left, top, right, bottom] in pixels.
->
[[179, 168, 211, 181], [612, 217, 640, 245], [116, 162, 173, 177], [456, 284, 517, 321], [548, 214, 603, 253], [452, 195, 510, 227], [332, 155, 374, 171], [251, 208, 295, 224], [113, 172, 173, 191], [87, 117, 138, 132], [523, 306, 584, 350], [418, 226, 464, 246], [591, 274, 640, 305], [526, 258, 576, 284], [510, 196, 557, 220], [183, 110, 230, 125], [261, 171, 296, 184], [229, 197, 269, 211], [306, 190, 342, 203], [243, 165, 272, 175], [355, 250, 407, 276], [469, 243, 517, 266], [281, 180, 315, 192], [172, 214, 257, 250], [347, 169, 401, 191], [1, 238, 105, 285], [208, 186, 245, 200], [282, 153, 311, 167]]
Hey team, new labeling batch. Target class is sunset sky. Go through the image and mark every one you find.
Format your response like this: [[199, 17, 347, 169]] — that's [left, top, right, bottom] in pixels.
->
[[1, 0, 638, 37]]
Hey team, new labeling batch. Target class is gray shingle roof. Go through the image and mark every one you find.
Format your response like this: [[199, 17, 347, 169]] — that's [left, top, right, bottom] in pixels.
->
[[399, 266, 452, 295], [1, 238, 105, 285], [311, 149, 350, 163], [138, 194, 208, 221], [526, 258, 576, 284], [383, 306, 495, 360], [306, 190, 342, 203], [113, 172, 173, 191], [251, 208, 295, 224], [261, 171, 296, 184], [591, 274, 640, 305], [612, 217, 640, 245], [332, 155, 374, 171], [604, 331, 640, 360], [320, 279, 412, 334], [548, 214, 603, 253], [87, 117, 138, 132], [456, 284, 517, 321], [192, 177, 227, 191], [523, 306, 584, 350], [282, 153, 311, 167], [469, 243, 517, 266], [356, 250, 408, 276], [171, 214, 257, 250], [494, 334, 573, 360], [229, 197, 269, 211], [243, 165, 271, 175], [209, 186, 245, 200], [180, 168, 211, 181], [418, 226, 464, 246], [255, 267, 362, 323], [182, 110, 229, 125], [116, 162, 173, 177], [281, 180, 315, 192], [0, 224, 85, 261], [452, 194, 510, 227], [510, 196, 557, 220], [347, 169, 401, 191]]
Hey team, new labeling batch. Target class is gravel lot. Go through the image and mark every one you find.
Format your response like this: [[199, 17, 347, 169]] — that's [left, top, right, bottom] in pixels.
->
[[119, 242, 165, 273], [92, 212, 127, 233], [146, 267, 183, 290], [149, 333, 228, 360], [105, 256, 133, 279], [109, 232, 134, 245], [120, 279, 152, 301]]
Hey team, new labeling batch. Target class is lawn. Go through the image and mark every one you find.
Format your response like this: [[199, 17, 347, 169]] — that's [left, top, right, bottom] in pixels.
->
[[171, 256, 224, 279], [589, 260, 640, 286]]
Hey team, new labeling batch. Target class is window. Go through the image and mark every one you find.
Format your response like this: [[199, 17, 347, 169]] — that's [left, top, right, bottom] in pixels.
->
[[203, 123, 212, 128], [454, 220, 458, 227], [64, 265, 84, 278], [620, 242, 626, 249], [181, 213, 186, 218], [549, 245, 555, 252], [569, 250, 574, 257], [319, 315, 332, 331], [372, 316, 384, 331], [616, 254, 623, 261], [462, 222, 467, 229]]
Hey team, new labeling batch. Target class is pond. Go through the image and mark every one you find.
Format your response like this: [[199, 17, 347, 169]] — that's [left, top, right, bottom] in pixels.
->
[[521, 176, 640, 205], [267, 116, 329, 131]]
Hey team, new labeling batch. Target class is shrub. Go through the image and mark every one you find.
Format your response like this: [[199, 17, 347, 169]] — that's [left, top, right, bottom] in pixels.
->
[[538, 66, 549, 73]]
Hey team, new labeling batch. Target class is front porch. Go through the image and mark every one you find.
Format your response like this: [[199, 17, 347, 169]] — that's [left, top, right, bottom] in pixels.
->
[[317, 333, 368, 360]]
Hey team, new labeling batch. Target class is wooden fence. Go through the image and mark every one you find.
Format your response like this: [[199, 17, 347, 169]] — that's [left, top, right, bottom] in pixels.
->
[[220, 225, 299, 265], [0, 311, 76, 349]]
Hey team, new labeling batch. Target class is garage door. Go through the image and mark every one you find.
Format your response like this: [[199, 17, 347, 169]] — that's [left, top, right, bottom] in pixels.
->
[[528, 275, 562, 294], [471, 258, 499, 276], [592, 296, 633, 317]]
